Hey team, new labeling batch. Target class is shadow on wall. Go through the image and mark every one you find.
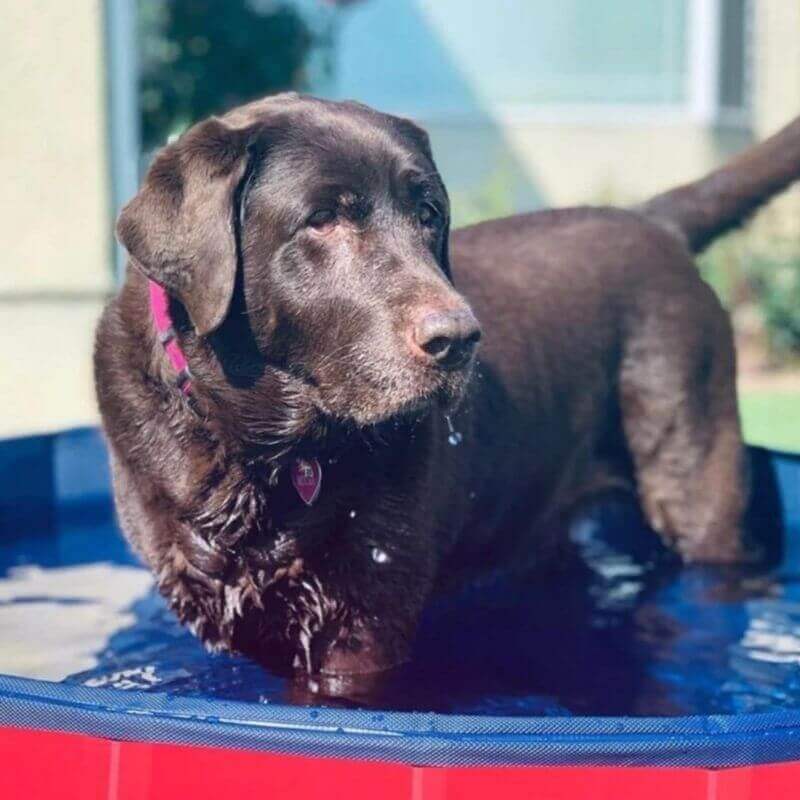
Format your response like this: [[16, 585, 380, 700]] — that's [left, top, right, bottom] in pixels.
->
[[321, 0, 546, 226]]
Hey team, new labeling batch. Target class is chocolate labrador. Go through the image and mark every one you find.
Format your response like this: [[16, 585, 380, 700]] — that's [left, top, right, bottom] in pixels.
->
[[95, 94, 800, 695]]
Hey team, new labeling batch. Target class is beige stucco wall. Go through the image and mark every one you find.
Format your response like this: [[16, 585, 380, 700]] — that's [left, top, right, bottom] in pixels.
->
[[428, 119, 752, 226], [0, 1, 110, 435], [0, 302, 102, 436], [0, 1, 111, 294], [750, 0, 800, 238], [753, 0, 800, 136]]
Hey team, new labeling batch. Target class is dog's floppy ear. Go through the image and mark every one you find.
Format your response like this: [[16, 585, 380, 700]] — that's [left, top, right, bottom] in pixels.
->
[[117, 117, 255, 336]]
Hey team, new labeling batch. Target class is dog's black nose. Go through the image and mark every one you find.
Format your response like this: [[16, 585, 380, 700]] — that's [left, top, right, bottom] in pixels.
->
[[413, 308, 482, 367]]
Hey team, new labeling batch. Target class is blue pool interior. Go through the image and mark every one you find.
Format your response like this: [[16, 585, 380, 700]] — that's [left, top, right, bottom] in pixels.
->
[[1, 427, 800, 767]]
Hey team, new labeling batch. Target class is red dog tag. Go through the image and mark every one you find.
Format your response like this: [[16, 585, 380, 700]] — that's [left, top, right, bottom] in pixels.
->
[[291, 457, 322, 506]]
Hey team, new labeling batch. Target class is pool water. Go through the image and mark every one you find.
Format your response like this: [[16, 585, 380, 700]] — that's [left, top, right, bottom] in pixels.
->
[[1, 497, 799, 717]]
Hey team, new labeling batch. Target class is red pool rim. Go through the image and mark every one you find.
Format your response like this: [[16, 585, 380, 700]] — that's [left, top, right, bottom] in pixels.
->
[[1, 725, 798, 799]]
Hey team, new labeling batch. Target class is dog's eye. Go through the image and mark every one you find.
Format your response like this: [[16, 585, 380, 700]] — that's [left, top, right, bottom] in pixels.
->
[[307, 209, 337, 229], [418, 201, 441, 227]]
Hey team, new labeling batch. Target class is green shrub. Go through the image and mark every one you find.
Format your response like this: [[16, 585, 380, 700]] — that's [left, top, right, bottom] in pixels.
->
[[449, 160, 519, 229], [698, 233, 800, 361], [138, 0, 315, 150], [745, 247, 800, 357], [697, 235, 748, 308]]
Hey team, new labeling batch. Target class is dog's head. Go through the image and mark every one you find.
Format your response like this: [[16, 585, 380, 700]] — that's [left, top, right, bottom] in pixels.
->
[[117, 94, 480, 438]]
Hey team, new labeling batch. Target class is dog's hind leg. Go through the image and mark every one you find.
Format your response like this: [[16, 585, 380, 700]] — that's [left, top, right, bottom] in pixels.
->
[[618, 283, 748, 563]]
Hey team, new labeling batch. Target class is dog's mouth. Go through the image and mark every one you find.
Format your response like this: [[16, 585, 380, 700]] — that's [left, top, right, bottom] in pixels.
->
[[369, 390, 440, 429], [396, 378, 468, 418], [342, 362, 474, 428], [302, 340, 477, 430]]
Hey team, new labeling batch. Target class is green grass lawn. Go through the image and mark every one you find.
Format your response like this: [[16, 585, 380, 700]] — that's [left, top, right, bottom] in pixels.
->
[[739, 391, 800, 452]]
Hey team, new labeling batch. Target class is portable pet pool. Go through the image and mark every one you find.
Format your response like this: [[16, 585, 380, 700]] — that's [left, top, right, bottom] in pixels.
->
[[1, 427, 800, 798]]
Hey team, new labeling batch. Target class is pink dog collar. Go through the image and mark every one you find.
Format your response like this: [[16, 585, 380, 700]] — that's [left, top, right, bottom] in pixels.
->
[[148, 280, 322, 505], [149, 280, 193, 395]]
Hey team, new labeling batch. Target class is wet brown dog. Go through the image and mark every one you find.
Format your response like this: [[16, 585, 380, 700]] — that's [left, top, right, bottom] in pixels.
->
[[95, 94, 800, 696]]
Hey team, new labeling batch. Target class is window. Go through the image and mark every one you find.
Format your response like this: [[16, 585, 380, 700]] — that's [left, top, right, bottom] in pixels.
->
[[321, 0, 750, 124]]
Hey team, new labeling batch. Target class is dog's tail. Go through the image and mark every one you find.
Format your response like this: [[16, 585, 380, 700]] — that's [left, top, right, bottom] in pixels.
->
[[639, 115, 800, 254]]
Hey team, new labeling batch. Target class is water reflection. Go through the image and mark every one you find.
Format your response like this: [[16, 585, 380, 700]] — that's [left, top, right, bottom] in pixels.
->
[[1, 494, 799, 717]]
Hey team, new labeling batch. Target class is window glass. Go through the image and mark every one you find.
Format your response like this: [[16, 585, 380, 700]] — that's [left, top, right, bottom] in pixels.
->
[[328, 0, 689, 113]]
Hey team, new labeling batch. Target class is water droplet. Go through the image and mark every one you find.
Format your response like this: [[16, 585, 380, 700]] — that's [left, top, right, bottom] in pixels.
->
[[372, 547, 391, 564], [307, 679, 320, 694], [444, 415, 463, 446]]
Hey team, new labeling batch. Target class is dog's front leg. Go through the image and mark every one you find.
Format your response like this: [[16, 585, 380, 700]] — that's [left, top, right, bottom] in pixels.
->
[[292, 504, 438, 700]]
